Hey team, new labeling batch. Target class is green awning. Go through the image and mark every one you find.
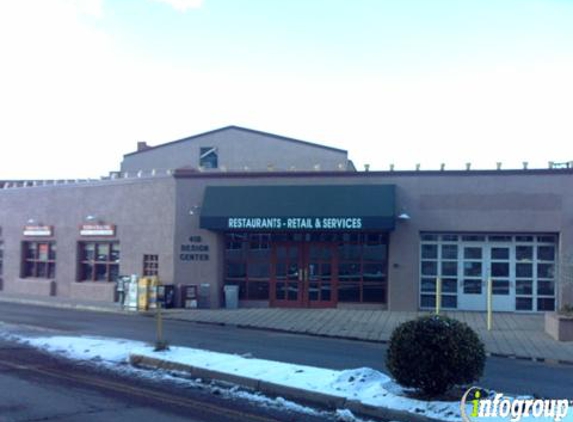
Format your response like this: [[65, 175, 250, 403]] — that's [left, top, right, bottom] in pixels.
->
[[200, 184, 396, 231]]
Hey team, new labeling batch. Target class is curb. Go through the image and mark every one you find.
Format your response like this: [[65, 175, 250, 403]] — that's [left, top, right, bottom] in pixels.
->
[[129, 353, 444, 422]]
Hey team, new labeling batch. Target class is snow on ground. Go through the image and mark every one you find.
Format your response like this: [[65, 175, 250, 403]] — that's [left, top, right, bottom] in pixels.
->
[[2, 329, 572, 422], [0, 330, 368, 422]]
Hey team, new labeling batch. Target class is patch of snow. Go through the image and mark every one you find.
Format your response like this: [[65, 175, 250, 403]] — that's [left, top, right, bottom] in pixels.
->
[[3, 330, 572, 422], [1, 330, 373, 421], [336, 408, 358, 421]]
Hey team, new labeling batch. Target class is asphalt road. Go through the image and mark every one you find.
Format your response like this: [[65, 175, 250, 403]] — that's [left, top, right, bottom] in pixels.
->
[[0, 337, 338, 422], [0, 303, 571, 400]]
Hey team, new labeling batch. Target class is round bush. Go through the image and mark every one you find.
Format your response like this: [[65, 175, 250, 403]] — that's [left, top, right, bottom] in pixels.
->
[[386, 315, 485, 396]]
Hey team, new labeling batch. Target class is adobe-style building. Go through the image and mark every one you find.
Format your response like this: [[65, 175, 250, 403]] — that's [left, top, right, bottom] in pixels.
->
[[0, 126, 571, 312]]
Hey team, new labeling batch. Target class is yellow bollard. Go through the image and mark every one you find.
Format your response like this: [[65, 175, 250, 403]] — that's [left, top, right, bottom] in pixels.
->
[[487, 276, 493, 331], [156, 300, 163, 344], [154, 279, 169, 351], [435, 277, 442, 315]]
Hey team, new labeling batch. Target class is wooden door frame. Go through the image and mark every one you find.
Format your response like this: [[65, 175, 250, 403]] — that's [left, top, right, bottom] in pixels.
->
[[270, 241, 338, 308]]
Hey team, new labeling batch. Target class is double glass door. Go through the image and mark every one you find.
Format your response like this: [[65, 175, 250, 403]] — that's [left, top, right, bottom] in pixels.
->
[[458, 244, 513, 311], [271, 242, 337, 308]]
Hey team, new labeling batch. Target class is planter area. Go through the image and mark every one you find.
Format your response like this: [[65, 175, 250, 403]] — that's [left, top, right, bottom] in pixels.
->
[[545, 312, 573, 341]]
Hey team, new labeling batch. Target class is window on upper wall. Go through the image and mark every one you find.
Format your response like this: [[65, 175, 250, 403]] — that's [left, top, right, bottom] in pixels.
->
[[22, 241, 56, 278], [199, 147, 218, 169], [78, 241, 120, 282], [143, 254, 159, 276]]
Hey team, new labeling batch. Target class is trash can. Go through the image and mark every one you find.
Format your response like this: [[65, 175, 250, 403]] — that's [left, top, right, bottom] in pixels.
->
[[224, 285, 239, 309]]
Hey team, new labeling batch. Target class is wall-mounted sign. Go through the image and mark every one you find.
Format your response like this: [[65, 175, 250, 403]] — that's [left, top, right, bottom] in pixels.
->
[[23, 225, 53, 236], [179, 235, 210, 261], [226, 217, 364, 231], [80, 224, 116, 236]]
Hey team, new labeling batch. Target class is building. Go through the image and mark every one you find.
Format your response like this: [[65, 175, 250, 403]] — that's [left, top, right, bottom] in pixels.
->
[[0, 125, 571, 312]]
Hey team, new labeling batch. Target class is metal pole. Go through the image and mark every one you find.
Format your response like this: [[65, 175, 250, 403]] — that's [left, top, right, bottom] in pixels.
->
[[487, 275, 493, 331], [156, 301, 163, 344], [435, 277, 442, 315]]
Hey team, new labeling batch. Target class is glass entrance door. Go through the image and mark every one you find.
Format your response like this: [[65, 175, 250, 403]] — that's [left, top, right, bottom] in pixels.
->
[[458, 244, 515, 311], [489, 245, 514, 312], [271, 242, 337, 308], [272, 243, 304, 307]]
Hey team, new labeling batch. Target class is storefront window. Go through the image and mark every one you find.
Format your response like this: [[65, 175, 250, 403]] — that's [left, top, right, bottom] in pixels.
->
[[224, 232, 388, 304], [224, 234, 270, 300], [420, 233, 557, 312], [338, 233, 388, 303], [79, 242, 120, 282], [22, 241, 56, 278]]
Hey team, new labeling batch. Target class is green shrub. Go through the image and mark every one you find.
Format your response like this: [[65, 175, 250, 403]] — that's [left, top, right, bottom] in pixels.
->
[[386, 315, 485, 396]]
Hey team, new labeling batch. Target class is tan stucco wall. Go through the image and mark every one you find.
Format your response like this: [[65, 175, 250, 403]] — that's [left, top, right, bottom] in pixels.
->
[[0, 176, 176, 300], [1, 168, 572, 311]]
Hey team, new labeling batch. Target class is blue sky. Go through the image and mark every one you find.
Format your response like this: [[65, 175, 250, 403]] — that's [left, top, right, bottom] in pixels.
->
[[0, 0, 572, 178]]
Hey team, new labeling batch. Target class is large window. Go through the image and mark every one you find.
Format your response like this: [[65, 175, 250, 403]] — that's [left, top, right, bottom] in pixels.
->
[[22, 241, 56, 278], [224, 232, 388, 304], [338, 233, 388, 303], [225, 234, 270, 300], [79, 242, 120, 282], [420, 233, 557, 312]]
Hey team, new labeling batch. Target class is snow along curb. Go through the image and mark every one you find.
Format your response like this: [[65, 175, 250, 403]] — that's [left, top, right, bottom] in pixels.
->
[[129, 353, 444, 422]]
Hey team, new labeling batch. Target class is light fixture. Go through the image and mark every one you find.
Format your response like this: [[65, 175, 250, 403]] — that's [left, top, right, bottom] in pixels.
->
[[398, 212, 411, 221], [189, 205, 201, 216], [27, 218, 36, 224]]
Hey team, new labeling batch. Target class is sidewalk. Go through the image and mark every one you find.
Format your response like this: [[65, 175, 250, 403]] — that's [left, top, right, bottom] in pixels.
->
[[0, 292, 127, 314], [164, 308, 573, 364], [1, 292, 572, 364]]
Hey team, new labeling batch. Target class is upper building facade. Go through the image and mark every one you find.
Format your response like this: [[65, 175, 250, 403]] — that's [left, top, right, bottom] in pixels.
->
[[120, 126, 353, 174]]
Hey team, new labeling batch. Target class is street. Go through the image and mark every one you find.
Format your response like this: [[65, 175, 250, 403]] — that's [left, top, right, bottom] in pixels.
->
[[0, 302, 571, 422], [0, 336, 337, 422]]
